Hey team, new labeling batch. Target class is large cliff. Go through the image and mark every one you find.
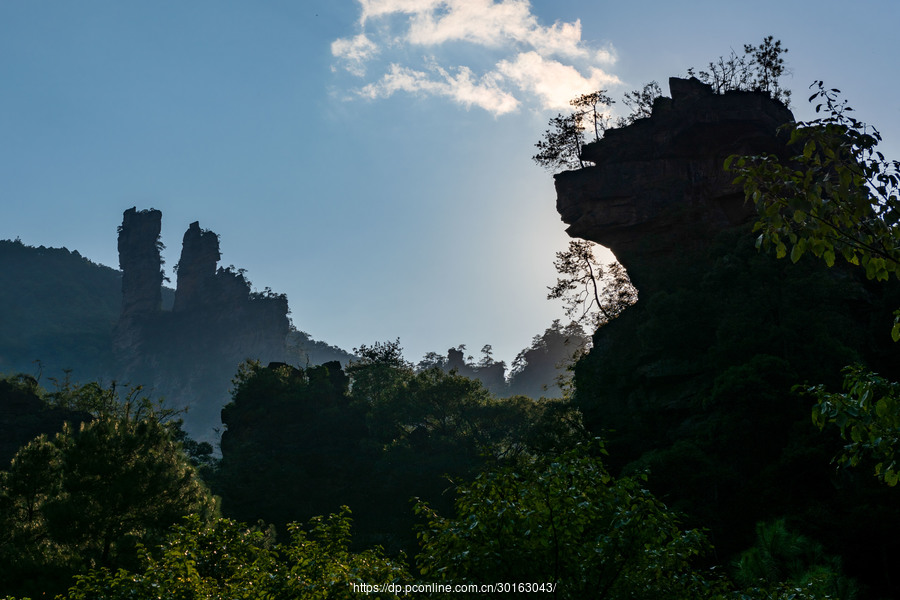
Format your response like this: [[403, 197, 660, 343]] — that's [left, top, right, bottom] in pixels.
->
[[556, 77, 793, 294], [556, 78, 900, 594], [114, 209, 291, 438]]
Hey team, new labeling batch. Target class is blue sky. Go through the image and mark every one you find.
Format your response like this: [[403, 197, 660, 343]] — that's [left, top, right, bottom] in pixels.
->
[[2, 0, 898, 366]]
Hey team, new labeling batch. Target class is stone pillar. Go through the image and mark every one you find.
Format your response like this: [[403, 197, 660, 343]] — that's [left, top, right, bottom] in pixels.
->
[[173, 222, 220, 312], [118, 207, 163, 317]]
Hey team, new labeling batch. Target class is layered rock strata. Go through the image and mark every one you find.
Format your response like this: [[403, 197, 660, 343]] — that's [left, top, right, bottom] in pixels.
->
[[555, 76, 794, 293]]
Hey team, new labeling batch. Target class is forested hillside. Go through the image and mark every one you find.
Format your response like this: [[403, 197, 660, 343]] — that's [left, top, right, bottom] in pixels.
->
[[0, 239, 119, 378]]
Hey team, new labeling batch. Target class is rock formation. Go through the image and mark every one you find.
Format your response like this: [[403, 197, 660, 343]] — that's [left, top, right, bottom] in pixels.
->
[[173, 222, 220, 313], [556, 78, 900, 593], [118, 208, 163, 317], [555, 76, 793, 294], [114, 208, 164, 360], [113, 208, 291, 438]]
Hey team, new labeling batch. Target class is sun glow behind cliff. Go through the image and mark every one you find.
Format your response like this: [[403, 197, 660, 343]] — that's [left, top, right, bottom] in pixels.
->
[[331, 0, 622, 115]]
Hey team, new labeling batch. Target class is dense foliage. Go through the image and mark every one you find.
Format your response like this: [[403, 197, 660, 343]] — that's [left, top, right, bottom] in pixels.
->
[[730, 82, 900, 490], [215, 351, 587, 555], [415, 443, 717, 599], [729, 82, 900, 290], [62, 510, 409, 600], [809, 365, 900, 486], [571, 224, 900, 594], [0, 379, 216, 598]]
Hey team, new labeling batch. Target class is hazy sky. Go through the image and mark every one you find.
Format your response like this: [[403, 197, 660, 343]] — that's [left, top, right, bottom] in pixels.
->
[[2, 0, 898, 366]]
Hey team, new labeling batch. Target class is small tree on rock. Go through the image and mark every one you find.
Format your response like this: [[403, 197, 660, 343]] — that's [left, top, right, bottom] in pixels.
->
[[618, 81, 662, 126], [532, 113, 586, 172], [533, 90, 614, 173], [570, 90, 614, 143], [548, 240, 637, 330], [687, 35, 790, 105]]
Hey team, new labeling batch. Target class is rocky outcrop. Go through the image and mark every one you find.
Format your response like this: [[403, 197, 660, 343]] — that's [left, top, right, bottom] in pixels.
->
[[113, 209, 291, 439], [555, 77, 793, 293], [444, 348, 507, 396], [118, 208, 163, 317], [560, 78, 900, 594], [114, 208, 164, 360], [173, 222, 220, 313]]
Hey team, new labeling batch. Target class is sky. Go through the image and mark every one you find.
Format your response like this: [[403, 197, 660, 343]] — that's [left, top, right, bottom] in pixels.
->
[[2, 0, 898, 367]]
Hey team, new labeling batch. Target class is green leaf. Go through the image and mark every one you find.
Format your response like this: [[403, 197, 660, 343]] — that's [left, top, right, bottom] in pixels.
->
[[803, 139, 815, 158], [775, 241, 787, 259]]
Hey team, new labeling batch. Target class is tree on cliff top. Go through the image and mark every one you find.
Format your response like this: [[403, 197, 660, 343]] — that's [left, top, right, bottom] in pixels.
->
[[570, 90, 614, 143], [688, 35, 791, 105], [617, 81, 662, 127], [532, 112, 588, 172], [534, 37, 791, 175], [532, 90, 615, 172]]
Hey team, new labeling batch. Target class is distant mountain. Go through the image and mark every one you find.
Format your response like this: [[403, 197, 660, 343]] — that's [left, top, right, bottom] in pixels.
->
[[1, 226, 571, 443], [0, 233, 353, 441], [0, 238, 179, 380], [3, 239, 111, 379], [418, 321, 590, 400]]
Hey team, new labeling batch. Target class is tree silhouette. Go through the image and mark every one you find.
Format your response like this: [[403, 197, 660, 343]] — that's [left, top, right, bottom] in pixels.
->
[[547, 240, 637, 329]]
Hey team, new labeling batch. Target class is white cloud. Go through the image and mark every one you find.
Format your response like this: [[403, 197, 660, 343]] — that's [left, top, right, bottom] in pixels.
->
[[360, 63, 520, 114], [333, 0, 620, 114], [498, 51, 621, 110], [358, 0, 445, 24], [406, 0, 534, 47], [593, 45, 617, 65], [331, 34, 379, 76]]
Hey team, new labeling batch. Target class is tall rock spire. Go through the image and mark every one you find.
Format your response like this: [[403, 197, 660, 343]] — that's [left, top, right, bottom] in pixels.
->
[[117, 207, 163, 318], [173, 222, 220, 312]]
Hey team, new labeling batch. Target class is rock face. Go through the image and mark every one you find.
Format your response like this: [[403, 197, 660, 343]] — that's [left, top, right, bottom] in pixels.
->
[[173, 222, 220, 313], [113, 208, 291, 438], [555, 77, 794, 293], [558, 78, 900, 595], [118, 208, 163, 317]]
